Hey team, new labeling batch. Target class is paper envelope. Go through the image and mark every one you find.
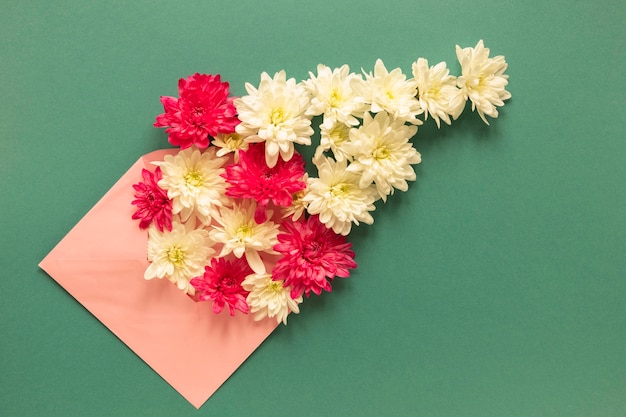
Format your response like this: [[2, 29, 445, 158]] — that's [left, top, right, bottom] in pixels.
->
[[39, 149, 279, 409]]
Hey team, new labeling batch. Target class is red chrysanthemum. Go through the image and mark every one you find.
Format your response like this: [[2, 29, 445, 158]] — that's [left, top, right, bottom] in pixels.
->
[[190, 257, 252, 316], [154, 73, 240, 149], [223, 143, 307, 224], [131, 167, 173, 232], [272, 215, 357, 299]]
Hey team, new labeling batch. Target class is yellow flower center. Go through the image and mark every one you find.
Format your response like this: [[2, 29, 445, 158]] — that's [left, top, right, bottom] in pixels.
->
[[385, 90, 395, 100], [225, 133, 243, 150], [329, 126, 348, 145], [426, 84, 441, 100], [330, 183, 351, 197], [267, 280, 284, 293], [235, 224, 253, 242], [292, 189, 306, 202], [270, 108, 285, 125], [373, 146, 390, 160], [167, 246, 185, 266], [471, 73, 489, 92], [329, 89, 341, 107], [184, 171, 203, 187]]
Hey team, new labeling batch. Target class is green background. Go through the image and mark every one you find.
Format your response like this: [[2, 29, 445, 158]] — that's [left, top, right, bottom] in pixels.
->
[[1, 0, 624, 416]]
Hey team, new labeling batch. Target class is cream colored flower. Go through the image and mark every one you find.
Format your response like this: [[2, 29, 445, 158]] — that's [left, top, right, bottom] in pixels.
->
[[411, 58, 466, 128], [314, 121, 353, 163], [212, 132, 249, 162], [242, 273, 302, 325], [209, 200, 279, 274], [357, 59, 423, 125], [235, 70, 313, 168], [144, 221, 214, 295], [456, 40, 511, 124], [303, 64, 367, 128], [155, 147, 228, 225], [303, 156, 378, 235], [344, 112, 420, 201]]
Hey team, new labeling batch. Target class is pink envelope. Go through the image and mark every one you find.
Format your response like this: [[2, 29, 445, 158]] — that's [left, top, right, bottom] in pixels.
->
[[39, 149, 279, 409]]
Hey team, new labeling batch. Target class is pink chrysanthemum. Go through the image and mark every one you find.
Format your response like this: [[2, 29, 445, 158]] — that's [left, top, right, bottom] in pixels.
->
[[131, 167, 173, 232], [272, 215, 357, 298], [223, 143, 307, 223], [190, 257, 252, 316], [154, 73, 240, 149]]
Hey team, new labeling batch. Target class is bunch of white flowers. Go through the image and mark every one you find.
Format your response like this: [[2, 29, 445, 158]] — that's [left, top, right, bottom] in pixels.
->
[[233, 40, 510, 236]]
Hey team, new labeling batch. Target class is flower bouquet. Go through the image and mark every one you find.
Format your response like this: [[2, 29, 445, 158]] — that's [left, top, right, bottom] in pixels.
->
[[135, 39, 510, 324], [41, 40, 510, 407]]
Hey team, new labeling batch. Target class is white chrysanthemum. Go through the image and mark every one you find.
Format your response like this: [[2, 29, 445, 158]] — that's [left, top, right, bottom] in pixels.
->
[[144, 221, 214, 295], [242, 273, 302, 325], [314, 121, 353, 162], [235, 70, 314, 168], [456, 40, 511, 125], [303, 156, 378, 235], [303, 64, 368, 128], [357, 59, 423, 125], [344, 112, 420, 201], [212, 132, 249, 162], [411, 58, 466, 128], [209, 200, 279, 274], [155, 147, 228, 225]]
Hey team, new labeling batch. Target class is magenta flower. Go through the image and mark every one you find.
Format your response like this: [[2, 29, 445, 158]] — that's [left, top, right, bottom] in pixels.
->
[[154, 73, 240, 149], [190, 257, 253, 316], [131, 167, 173, 232], [272, 215, 357, 299], [223, 143, 307, 223]]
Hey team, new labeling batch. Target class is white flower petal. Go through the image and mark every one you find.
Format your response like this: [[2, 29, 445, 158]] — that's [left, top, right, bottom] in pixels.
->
[[245, 249, 266, 274]]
